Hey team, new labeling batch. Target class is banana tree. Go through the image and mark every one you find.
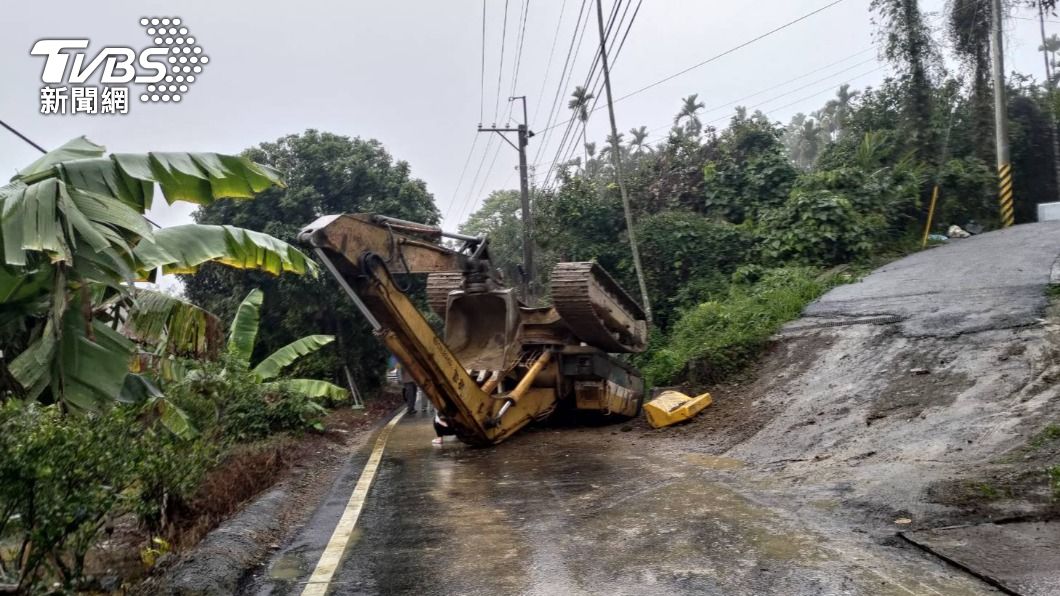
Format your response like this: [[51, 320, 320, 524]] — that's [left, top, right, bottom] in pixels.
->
[[0, 137, 317, 412], [224, 289, 345, 399], [133, 288, 346, 396]]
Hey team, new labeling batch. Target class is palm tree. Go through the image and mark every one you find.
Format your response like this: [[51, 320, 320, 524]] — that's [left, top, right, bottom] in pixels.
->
[[674, 94, 706, 137], [568, 86, 595, 167], [794, 118, 822, 169], [629, 126, 651, 155], [600, 133, 625, 161], [826, 84, 859, 139], [584, 141, 598, 176]]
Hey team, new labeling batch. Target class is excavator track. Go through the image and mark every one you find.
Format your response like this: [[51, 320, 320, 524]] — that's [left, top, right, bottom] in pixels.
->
[[550, 262, 647, 354], [426, 272, 464, 317]]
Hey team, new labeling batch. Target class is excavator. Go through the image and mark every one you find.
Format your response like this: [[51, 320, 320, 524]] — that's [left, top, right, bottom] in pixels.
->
[[298, 213, 648, 446]]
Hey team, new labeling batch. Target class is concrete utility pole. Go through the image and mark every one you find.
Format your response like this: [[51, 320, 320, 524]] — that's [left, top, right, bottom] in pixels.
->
[[990, 0, 1015, 227], [479, 96, 535, 302], [594, 0, 653, 324]]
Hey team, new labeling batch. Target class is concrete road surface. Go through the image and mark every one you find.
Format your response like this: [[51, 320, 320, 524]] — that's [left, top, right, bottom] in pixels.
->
[[252, 414, 996, 595]]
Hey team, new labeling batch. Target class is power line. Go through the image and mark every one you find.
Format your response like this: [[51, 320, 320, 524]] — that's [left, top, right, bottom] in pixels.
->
[[0, 119, 46, 154], [508, 0, 532, 103], [531, 0, 591, 165], [708, 67, 884, 125], [638, 53, 880, 140], [531, 0, 572, 126], [644, 66, 885, 146], [542, 0, 637, 189], [492, 0, 512, 123], [539, 0, 848, 136], [539, 0, 624, 185], [456, 133, 497, 224], [443, 134, 480, 224], [479, 0, 487, 123]]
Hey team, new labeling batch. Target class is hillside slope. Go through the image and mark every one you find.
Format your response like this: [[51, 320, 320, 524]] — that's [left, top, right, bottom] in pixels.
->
[[675, 222, 1060, 524]]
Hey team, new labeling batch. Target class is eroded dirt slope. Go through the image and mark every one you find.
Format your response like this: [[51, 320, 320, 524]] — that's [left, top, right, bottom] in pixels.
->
[[650, 222, 1060, 526]]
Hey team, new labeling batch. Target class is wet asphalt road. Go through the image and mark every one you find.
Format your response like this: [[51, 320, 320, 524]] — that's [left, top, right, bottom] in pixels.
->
[[805, 221, 1060, 336], [253, 413, 995, 596]]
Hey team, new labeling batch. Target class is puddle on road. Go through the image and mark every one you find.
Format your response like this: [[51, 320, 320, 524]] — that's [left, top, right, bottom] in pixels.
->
[[267, 553, 305, 581]]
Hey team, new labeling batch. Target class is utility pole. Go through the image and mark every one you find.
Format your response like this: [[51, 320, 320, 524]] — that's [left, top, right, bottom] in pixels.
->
[[1037, 0, 1060, 202], [594, 0, 652, 324], [990, 0, 1015, 227], [479, 96, 535, 302]]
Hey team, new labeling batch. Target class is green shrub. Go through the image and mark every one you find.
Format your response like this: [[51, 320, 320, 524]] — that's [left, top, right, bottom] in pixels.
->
[[758, 190, 881, 266], [166, 361, 328, 442], [635, 211, 752, 328], [131, 424, 220, 534], [0, 403, 140, 591], [643, 267, 836, 386]]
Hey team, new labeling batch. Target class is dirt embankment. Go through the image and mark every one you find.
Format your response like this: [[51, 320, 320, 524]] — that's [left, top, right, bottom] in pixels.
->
[[631, 225, 1060, 531], [133, 394, 400, 595]]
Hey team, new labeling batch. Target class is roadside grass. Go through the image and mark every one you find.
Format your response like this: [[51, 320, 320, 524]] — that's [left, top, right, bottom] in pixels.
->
[[642, 267, 850, 387], [1030, 423, 1060, 449], [1029, 424, 1060, 500]]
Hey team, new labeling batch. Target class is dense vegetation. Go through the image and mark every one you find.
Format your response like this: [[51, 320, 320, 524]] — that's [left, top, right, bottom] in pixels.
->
[[3, 0, 1060, 591], [0, 140, 338, 592], [464, 0, 1060, 386], [183, 130, 438, 390]]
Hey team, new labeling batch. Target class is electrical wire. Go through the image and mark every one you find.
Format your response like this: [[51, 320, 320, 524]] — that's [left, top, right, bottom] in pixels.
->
[[492, 0, 511, 123], [531, 0, 572, 126], [538, 0, 623, 185], [443, 133, 480, 224], [541, 0, 636, 189], [643, 66, 886, 146], [538, 0, 848, 136], [531, 0, 591, 166], [479, 0, 487, 123], [0, 119, 46, 154], [508, 0, 532, 105], [638, 53, 880, 140]]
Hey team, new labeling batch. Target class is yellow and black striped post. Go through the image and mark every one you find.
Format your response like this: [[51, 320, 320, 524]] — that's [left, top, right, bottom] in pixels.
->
[[998, 162, 1014, 227], [991, 0, 1014, 227]]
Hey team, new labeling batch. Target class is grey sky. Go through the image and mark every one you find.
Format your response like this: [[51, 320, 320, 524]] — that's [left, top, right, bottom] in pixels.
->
[[0, 0, 1053, 235]]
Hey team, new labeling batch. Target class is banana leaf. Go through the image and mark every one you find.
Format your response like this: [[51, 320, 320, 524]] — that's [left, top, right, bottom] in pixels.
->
[[273, 378, 348, 401], [123, 289, 223, 358], [227, 289, 262, 366], [133, 224, 318, 277], [14, 136, 106, 179], [251, 334, 334, 381]]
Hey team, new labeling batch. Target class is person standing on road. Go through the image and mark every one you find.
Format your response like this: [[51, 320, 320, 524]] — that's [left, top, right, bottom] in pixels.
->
[[432, 413, 456, 445], [399, 363, 417, 415]]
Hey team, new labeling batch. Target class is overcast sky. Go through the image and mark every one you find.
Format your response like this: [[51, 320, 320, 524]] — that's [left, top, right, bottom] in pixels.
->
[[0, 0, 1054, 234]]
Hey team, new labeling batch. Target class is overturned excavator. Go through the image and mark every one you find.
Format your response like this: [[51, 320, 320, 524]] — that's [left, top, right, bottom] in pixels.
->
[[299, 213, 647, 446]]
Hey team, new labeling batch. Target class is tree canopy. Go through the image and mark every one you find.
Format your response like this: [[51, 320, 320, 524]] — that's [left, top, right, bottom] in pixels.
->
[[182, 130, 438, 388]]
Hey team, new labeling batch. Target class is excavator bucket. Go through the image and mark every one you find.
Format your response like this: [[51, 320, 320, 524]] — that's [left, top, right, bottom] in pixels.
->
[[443, 289, 521, 371], [643, 390, 713, 428]]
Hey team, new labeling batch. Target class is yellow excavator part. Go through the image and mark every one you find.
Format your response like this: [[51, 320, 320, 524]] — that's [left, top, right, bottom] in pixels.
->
[[643, 390, 713, 428]]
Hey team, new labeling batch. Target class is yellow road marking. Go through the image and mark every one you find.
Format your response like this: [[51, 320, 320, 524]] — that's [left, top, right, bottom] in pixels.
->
[[301, 409, 406, 596]]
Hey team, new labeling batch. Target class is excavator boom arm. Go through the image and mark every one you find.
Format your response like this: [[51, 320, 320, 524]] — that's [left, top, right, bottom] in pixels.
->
[[299, 214, 551, 445]]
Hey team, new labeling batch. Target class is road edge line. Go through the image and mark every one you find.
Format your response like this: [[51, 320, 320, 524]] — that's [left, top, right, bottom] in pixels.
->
[[300, 409, 406, 596]]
